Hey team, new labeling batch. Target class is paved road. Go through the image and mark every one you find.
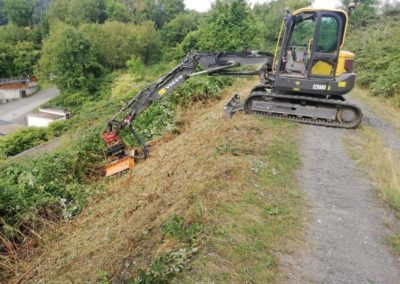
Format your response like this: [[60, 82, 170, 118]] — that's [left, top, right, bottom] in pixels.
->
[[0, 87, 60, 125]]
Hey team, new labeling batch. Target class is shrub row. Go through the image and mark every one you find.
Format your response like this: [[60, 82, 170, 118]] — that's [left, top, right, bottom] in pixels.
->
[[347, 16, 400, 99], [0, 121, 68, 157]]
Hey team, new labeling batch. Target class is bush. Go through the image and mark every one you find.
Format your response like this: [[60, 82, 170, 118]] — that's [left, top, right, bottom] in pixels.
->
[[127, 55, 146, 82], [0, 124, 106, 240], [0, 121, 69, 158], [0, 127, 48, 156], [180, 0, 262, 52], [346, 15, 400, 98]]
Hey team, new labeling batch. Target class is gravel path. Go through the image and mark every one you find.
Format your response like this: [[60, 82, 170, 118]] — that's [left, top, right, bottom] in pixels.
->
[[348, 97, 400, 152], [280, 98, 400, 283]]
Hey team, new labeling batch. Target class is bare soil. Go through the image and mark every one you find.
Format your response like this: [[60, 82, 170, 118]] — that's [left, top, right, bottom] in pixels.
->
[[280, 97, 400, 283]]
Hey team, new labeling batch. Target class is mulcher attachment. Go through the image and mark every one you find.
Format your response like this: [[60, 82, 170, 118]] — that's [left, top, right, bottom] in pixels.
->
[[101, 131, 135, 177], [101, 126, 149, 177]]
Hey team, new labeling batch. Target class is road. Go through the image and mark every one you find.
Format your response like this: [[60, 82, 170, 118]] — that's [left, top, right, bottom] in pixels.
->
[[0, 87, 60, 125], [280, 97, 400, 283]]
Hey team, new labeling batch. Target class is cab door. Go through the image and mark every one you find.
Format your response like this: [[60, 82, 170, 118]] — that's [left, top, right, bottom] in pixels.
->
[[309, 12, 346, 79]]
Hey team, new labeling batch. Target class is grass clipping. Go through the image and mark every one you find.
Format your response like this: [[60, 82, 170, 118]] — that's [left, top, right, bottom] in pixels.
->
[[9, 84, 305, 283]]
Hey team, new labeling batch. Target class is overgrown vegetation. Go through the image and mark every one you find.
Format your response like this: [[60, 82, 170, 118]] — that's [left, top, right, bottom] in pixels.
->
[[7, 85, 304, 282], [133, 215, 202, 283], [0, 122, 68, 157], [346, 1, 400, 101], [5, 0, 400, 281]]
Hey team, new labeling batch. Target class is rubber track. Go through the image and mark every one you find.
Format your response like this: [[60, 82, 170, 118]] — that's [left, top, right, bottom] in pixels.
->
[[245, 92, 363, 129]]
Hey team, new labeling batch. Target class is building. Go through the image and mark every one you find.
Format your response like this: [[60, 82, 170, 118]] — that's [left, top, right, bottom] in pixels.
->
[[0, 77, 38, 104], [27, 108, 70, 128]]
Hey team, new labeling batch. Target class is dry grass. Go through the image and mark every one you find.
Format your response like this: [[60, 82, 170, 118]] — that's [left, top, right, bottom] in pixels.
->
[[351, 88, 400, 135], [6, 81, 305, 283], [343, 126, 400, 254], [343, 126, 400, 212]]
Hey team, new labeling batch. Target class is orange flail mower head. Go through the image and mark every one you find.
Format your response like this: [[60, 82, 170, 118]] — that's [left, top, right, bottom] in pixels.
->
[[105, 156, 135, 177]]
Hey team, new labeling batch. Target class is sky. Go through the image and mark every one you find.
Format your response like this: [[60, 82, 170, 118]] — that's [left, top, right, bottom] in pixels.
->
[[184, 0, 342, 12]]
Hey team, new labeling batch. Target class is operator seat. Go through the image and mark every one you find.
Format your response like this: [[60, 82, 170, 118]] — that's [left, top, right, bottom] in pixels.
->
[[284, 48, 307, 75]]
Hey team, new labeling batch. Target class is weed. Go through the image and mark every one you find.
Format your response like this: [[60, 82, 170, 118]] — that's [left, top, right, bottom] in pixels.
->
[[215, 143, 241, 156], [96, 271, 110, 284], [162, 214, 202, 243], [134, 247, 198, 284], [387, 233, 400, 255]]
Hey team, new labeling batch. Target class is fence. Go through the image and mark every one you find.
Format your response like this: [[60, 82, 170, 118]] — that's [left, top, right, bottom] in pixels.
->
[[0, 76, 29, 85]]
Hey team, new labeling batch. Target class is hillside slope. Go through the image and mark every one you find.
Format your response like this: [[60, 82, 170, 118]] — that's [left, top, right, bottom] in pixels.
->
[[10, 82, 305, 283]]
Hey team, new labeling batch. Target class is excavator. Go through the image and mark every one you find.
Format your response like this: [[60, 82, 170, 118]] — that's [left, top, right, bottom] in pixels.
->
[[102, 7, 363, 177]]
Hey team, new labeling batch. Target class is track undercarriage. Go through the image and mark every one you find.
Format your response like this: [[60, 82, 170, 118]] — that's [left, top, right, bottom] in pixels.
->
[[225, 91, 363, 129]]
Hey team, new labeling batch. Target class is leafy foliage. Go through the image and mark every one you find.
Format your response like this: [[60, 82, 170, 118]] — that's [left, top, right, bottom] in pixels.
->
[[0, 128, 48, 156], [162, 214, 202, 242], [38, 24, 103, 91], [253, 0, 311, 51], [346, 13, 400, 98], [134, 215, 201, 283], [341, 0, 378, 27], [0, 25, 41, 77], [161, 12, 201, 46], [2, 0, 35, 27], [181, 0, 262, 52], [0, 124, 105, 239]]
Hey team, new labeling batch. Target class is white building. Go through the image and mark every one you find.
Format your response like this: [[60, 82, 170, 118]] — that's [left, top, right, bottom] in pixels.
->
[[0, 78, 38, 103], [27, 108, 70, 128]]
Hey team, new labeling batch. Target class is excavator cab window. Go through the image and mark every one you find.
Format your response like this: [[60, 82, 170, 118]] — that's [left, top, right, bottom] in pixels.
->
[[279, 11, 346, 79], [283, 13, 316, 76]]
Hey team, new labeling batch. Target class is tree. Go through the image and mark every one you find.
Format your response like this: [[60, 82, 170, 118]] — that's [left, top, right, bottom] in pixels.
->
[[341, 0, 378, 27], [148, 0, 185, 29], [105, 0, 129, 22], [0, 24, 41, 77], [79, 21, 161, 67], [39, 24, 103, 91], [48, 0, 108, 25], [253, 0, 311, 50], [161, 12, 201, 46], [182, 0, 262, 52], [3, 0, 35, 27], [0, 0, 8, 25]]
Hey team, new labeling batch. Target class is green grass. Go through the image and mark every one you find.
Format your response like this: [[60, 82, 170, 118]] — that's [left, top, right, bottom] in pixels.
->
[[388, 233, 400, 255], [175, 118, 305, 283]]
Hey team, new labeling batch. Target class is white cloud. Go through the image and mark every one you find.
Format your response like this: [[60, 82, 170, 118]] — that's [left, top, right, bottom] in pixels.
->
[[184, 0, 270, 12], [184, 0, 342, 12], [313, 0, 342, 9]]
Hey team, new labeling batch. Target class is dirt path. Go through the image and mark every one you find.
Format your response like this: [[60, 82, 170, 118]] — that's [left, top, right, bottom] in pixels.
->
[[280, 98, 400, 283]]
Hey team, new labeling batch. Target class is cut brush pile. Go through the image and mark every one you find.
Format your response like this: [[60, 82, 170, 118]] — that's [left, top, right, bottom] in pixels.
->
[[7, 82, 305, 283]]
